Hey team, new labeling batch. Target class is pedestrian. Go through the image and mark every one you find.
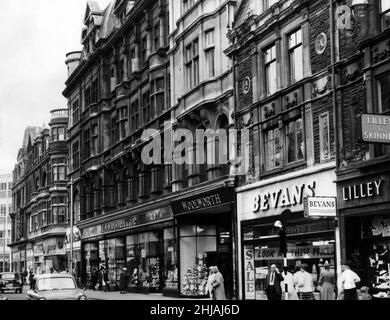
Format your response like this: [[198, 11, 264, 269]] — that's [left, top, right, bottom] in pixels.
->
[[265, 264, 284, 300], [359, 286, 372, 300], [205, 266, 216, 299], [28, 269, 35, 290], [119, 267, 128, 294], [92, 267, 98, 290], [23, 269, 28, 286], [339, 261, 360, 300], [280, 267, 299, 300], [104, 267, 109, 292], [211, 266, 226, 300], [98, 266, 104, 291], [318, 261, 335, 300], [293, 263, 315, 300]]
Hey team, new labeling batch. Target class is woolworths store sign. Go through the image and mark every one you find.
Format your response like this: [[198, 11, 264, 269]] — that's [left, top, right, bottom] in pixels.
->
[[361, 114, 390, 144]]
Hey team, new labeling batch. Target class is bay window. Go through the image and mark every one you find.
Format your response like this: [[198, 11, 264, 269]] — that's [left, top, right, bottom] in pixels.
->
[[185, 39, 199, 90], [91, 124, 98, 155], [52, 158, 67, 181], [142, 91, 151, 124], [119, 106, 129, 139], [151, 78, 165, 116], [131, 100, 140, 132], [205, 29, 215, 78]]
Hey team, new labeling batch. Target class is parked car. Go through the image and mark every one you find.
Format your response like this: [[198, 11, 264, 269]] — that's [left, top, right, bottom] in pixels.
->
[[26, 274, 87, 300], [0, 272, 23, 294]]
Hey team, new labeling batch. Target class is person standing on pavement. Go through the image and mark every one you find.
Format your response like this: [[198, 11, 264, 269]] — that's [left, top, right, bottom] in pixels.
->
[[28, 269, 35, 290], [280, 267, 299, 300], [340, 261, 360, 300], [103, 266, 109, 292], [265, 264, 284, 300], [212, 266, 226, 300], [206, 266, 216, 299], [119, 267, 128, 294], [318, 261, 335, 300], [294, 264, 315, 300]]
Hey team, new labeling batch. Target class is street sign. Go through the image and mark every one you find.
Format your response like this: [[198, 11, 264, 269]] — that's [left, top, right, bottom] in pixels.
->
[[361, 113, 390, 144], [304, 196, 337, 217]]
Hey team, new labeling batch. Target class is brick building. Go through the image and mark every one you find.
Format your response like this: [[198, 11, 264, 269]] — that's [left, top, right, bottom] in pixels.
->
[[9, 109, 69, 274], [226, 0, 339, 299]]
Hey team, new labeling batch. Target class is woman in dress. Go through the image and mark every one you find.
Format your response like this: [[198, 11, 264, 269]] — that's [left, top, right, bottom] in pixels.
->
[[318, 261, 335, 300]]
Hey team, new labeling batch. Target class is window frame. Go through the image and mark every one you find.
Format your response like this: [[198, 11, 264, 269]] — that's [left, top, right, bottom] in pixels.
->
[[264, 44, 277, 95], [288, 28, 303, 84], [204, 29, 215, 78]]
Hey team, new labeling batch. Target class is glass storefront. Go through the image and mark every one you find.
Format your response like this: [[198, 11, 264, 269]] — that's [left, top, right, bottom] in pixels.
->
[[83, 227, 177, 292], [179, 224, 217, 296]]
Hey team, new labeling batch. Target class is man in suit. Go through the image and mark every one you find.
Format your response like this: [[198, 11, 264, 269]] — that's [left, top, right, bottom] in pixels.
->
[[265, 264, 284, 300]]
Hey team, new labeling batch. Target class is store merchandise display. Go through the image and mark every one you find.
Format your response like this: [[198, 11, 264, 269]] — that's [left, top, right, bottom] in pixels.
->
[[369, 243, 390, 299], [181, 253, 209, 296], [165, 267, 178, 288]]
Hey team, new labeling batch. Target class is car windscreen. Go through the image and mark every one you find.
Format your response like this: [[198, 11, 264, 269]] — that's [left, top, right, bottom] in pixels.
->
[[36, 277, 76, 291]]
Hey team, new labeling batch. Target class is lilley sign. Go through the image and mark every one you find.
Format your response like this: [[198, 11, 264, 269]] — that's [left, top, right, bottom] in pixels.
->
[[253, 181, 316, 213], [342, 180, 382, 201], [361, 114, 390, 144]]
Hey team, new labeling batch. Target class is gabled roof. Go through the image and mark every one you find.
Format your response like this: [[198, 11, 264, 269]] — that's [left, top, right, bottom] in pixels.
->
[[99, 0, 117, 39], [84, 1, 103, 24]]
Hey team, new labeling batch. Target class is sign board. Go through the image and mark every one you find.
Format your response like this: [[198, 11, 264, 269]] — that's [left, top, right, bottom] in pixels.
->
[[361, 113, 390, 144], [255, 245, 335, 261], [82, 206, 173, 239], [243, 247, 255, 300], [304, 197, 337, 217], [171, 187, 234, 215]]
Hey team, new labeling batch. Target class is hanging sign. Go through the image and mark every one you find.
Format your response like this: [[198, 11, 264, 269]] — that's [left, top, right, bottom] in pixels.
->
[[361, 113, 390, 144], [304, 196, 337, 217]]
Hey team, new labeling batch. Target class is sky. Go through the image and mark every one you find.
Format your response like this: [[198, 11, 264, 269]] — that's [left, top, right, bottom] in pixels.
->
[[0, 0, 111, 175]]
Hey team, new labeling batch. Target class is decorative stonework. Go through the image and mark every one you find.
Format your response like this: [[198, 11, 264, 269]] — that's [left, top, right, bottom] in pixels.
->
[[372, 40, 390, 64], [312, 76, 331, 98], [315, 32, 327, 55]]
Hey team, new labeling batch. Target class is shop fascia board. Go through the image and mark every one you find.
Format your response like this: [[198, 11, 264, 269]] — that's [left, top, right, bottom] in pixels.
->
[[236, 161, 336, 193]]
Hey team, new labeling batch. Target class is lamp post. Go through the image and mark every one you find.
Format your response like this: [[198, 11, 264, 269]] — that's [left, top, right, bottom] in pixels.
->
[[274, 220, 288, 300]]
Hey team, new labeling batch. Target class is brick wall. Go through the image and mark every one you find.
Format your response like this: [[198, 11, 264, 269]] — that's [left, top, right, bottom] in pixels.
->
[[236, 46, 253, 110]]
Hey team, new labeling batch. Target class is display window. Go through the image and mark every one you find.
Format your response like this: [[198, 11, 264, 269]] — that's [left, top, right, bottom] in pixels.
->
[[84, 242, 99, 287], [164, 228, 178, 289], [126, 231, 163, 290], [244, 238, 336, 300], [179, 224, 217, 296]]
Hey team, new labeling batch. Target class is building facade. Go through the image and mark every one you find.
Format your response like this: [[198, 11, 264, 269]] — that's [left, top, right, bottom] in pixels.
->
[[63, 0, 238, 297], [63, 0, 175, 294], [335, 0, 390, 296], [226, 0, 340, 299], [0, 174, 12, 272], [9, 110, 69, 274]]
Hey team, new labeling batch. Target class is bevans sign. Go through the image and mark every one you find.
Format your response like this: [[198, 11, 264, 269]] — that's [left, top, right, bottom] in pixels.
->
[[237, 168, 337, 221]]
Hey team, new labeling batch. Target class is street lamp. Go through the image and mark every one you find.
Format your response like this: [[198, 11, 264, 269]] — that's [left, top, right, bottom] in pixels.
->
[[274, 218, 288, 300]]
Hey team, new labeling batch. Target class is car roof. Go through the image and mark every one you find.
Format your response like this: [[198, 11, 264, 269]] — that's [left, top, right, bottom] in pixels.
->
[[33, 274, 75, 280]]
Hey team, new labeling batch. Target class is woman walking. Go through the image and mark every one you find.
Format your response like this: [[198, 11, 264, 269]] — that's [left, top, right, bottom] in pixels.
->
[[318, 261, 335, 300], [212, 266, 226, 300]]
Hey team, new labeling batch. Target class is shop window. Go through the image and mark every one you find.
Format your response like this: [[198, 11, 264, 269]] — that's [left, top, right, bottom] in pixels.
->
[[319, 112, 330, 162], [127, 232, 162, 290], [288, 29, 303, 84], [286, 118, 304, 164], [179, 224, 217, 296], [164, 228, 178, 290], [264, 44, 277, 95], [377, 72, 390, 114], [264, 127, 281, 171], [380, 0, 390, 31]]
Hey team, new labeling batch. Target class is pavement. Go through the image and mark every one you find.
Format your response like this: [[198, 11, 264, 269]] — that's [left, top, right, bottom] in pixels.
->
[[1, 286, 208, 300]]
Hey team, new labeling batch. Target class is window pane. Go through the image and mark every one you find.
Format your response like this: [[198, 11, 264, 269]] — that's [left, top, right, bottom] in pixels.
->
[[378, 73, 390, 113], [180, 225, 196, 237], [266, 61, 277, 94]]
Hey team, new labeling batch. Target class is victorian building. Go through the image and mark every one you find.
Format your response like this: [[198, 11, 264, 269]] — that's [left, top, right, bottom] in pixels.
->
[[63, 0, 239, 297], [167, 0, 237, 299], [9, 109, 69, 274], [63, 0, 174, 294], [226, 0, 340, 299]]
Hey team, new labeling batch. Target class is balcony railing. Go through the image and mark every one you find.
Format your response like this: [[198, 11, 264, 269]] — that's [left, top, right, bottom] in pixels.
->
[[50, 109, 69, 120]]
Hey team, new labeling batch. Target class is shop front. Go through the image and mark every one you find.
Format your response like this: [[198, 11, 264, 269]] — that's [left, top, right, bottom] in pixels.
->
[[79, 205, 176, 294], [237, 165, 338, 300], [171, 186, 236, 299], [337, 167, 390, 299], [43, 237, 67, 272]]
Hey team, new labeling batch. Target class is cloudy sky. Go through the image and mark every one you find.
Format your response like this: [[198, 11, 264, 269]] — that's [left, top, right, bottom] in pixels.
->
[[0, 0, 111, 174]]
